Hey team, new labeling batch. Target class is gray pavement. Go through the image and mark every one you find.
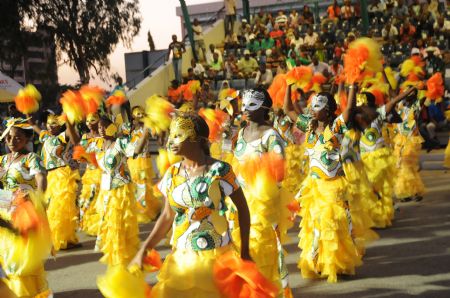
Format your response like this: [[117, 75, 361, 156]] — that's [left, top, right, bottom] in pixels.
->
[[47, 169, 450, 298]]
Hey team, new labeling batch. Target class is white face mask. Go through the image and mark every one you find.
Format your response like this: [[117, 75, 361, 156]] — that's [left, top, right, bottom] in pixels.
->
[[311, 95, 329, 112], [241, 90, 266, 112]]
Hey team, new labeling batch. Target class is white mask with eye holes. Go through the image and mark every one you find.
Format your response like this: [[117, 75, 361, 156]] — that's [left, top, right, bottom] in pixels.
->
[[241, 89, 266, 112], [311, 94, 329, 112]]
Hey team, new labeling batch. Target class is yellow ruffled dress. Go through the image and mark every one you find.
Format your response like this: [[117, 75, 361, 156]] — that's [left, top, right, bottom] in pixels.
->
[[79, 167, 101, 236], [153, 161, 243, 297], [341, 130, 379, 255], [0, 152, 52, 297], [296, 114, 363, 283], [393, 102, 425, 200], [359, 106, 396, 228], [46, 165, 80, 250], [88, 137, 140, 266]]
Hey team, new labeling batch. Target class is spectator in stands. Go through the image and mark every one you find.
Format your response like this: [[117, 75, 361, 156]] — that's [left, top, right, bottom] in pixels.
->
[[246, 35, 262, 54], [253, 11, 268, 27], [238, 49, 258, 78], [191, 59, 205, 79], [275, 10, 288, 30], [434, 16, 450, 36], [329, 57, 344, 78], [254, 63, 274, 88], [197, 82, 215, 108], [321, 25, 336, 53], [289, 31, 302, 50], [399, 19, 416, 43], [410, 0, 422, 18], [369, 0, 386, 19], [286, 50, 297, 70], [344, 32, 356, 49], [382, 21, 399, 40], [427, 0, 440, 20], [327, 0, 341, 21], [425, 46, 444, 74], [167, 34, 186, 83], [185, 68, 195, 82], [421, 101, 447, 150], [304, 27, 319, 48], [289, 9, 299, 26], [261, 32, 275, 51], [416, 9, 435, 39], [224, 53, 239, 80], [302, 5, 314, 24], [393, 0, 408, 18], [341, 0, 355, 23], [315, 42, 327, 62], [308, 54, 331, 76], [206, 44, 223, 65], [167, 79, 181, 105], [334, 40, 345, 59], [224, 0, 236, 35], [276, 60, 288, 75], [192, 19, 206, 61], [209, 52, 224, 79]]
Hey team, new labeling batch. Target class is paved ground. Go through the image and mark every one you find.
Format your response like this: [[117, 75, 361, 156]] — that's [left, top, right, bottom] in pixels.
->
[[47, 168, 450, 298]]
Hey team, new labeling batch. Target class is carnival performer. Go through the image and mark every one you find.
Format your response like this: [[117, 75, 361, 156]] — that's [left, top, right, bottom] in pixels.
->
[[129, 113, 252, 297], [0, 118, 52, 297], [393, 88, 426, 201], [85, 116, 146, 266], [233, 88, 293, 297], [284, 83, 361, 283], [355, 87, 415, 227], [125, 105, 161, 223], [77, 113, 102, 236], [30, 113, 80, 251]]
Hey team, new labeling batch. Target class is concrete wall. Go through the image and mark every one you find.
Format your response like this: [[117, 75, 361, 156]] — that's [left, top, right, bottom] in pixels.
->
[[127, 19, 228, 107]]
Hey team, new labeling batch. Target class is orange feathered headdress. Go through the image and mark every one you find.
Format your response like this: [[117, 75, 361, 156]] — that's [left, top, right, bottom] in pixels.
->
[[198, 108, 229, 142], [344, 37, 383, 84], [14, 84, 41, 115], [426, 72, 444, 101]]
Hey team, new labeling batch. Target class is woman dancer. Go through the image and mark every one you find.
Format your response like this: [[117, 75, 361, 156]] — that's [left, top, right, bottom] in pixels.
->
[[31, 113, 80, 251], [126, 105, 161, 223], [85, 116, 148, 266], [0, 118, 52, 297], [393, 89, 425, 201], [284, 83, 361, 283], [78, 113, 102, 236], [130, 113, 251, 297], [233, 88, 292, 297]]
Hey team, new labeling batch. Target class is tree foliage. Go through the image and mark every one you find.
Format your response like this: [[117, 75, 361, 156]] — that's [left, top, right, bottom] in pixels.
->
[[33, 0, 142, 84], [147, 30, 156, 51]]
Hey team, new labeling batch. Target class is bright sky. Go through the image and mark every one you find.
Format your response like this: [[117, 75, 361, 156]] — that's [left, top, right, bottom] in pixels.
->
[[57, 0, 214, 88]]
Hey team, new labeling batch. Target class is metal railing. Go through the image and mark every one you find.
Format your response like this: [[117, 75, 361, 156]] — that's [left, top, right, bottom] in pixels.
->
[[124, 52, 167, 90]]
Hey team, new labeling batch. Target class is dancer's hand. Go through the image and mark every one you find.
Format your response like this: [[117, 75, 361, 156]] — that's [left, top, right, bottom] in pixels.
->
[[129, 249, 145, 269], [241, 250, 253, 262]]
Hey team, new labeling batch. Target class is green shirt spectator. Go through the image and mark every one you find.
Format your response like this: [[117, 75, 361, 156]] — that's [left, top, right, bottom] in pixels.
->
[[246, 39, 261, 53], [261, 37, 275, 50]]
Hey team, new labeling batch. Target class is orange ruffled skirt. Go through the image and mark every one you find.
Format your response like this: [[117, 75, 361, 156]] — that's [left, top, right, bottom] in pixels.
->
[[96, 183, 140, 266], [79, 167, 101, 236], [128, 157, 161, 223], [361, 147, 396, 228], [298, 176, 363, 283], [393, 134, 425, 200], [45, 165, 80, 251]]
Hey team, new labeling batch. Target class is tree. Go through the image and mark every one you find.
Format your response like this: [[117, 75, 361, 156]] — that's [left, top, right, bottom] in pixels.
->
[[147, 30, 156, 51], [0, 0, 33, 78], [32, 0, 141, 84]]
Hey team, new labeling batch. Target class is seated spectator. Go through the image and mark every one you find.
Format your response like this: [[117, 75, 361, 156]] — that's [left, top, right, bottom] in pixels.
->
[[425, 46, 444, 74], [205, 44, 223, 65], [304, 27, 319, 48], [399, 19, 416, 43], [308, 55, 331, 76], [266, 48, 284, 70], [297, 47, 311, 65], [191, 59, 205, 78], [382, 22, 399, 40], [275, 10, 288, 29], [427, 0, 439, 20], [321, 25, 336, 48], [287, 43, 300, 59], [192, 18, 206, 61], [224, 33, 240, 51], [329, 57, 344, 79], [341, 0, 355, 22], [327, 0, 341, 21], [290, 31, 303, 51], [209, 52, 224, 79], [224, 53, 239, 79], [334, 41, 345, 59], [410, 0, 421, 18], [421, 101, 447, 150], [392, 0, 408, 18], [167, 79, 181, 105], [368, 0, 386, 19], [344, 32, 356, 49], [237, 49, 258, 78], [246, 36, 261, 54], [261, 33, 275, 51], [416, 9, 434, 39], [286, 50, 298, 70], [276, 60, 288, 75], [185, 67, 195, 82], [315, 42, 327, 62], [196, 82, 215, 108], [253, 11, 267, 27], [433, 16, 450, 36], [254, 63, 274, 88], [302, 5, 314, 24], [289, 9, 299, 25]]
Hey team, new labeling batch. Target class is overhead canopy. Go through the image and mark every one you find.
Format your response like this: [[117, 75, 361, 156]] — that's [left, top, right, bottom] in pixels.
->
[[0, 71, 22, 103]]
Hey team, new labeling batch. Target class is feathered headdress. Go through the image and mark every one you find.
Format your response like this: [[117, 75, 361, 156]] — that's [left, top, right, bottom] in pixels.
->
[[198, 108, 229, 142], [344, 37, 383, 84], [14, 84, 41, 115], [143, 95, 175, 135], [426, 72, 444, 102]]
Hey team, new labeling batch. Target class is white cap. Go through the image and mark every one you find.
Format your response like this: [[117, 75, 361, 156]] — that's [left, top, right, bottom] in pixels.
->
[[411, 48, 420, 55]]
